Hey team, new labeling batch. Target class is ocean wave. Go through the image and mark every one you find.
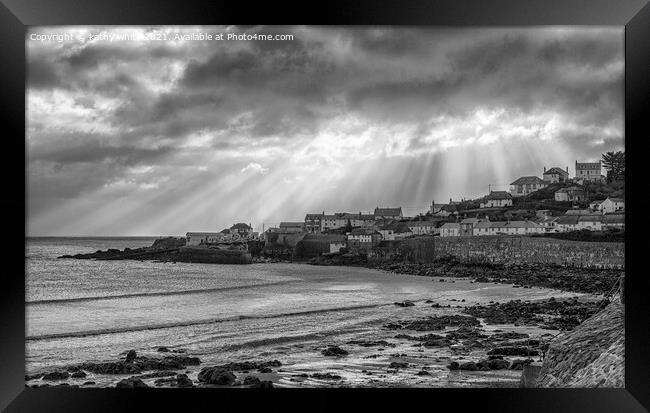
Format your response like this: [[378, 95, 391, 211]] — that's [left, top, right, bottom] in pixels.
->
[[26, 280, 296, 305], [26, 302, 393, 342]]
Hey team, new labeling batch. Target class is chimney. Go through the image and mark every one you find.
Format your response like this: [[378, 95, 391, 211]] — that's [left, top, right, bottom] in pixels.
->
[[566, 166, 569, 173], [449, 198, 452, 204], [544, 166, 546, 173]]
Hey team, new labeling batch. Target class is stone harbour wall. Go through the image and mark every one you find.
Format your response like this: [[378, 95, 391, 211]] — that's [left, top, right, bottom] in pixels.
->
[[535, 299, 624, 388], [432, 236, 624, 269]]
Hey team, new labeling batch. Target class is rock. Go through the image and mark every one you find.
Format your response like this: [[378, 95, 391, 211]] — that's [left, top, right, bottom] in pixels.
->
[[124, 350, 137, 363], [510, 358, 534, 370], [258, 367, 273, 373], [42, 371, 70, 381], [70, 370, 87, 378], [82, 381, 96, 386], [311, 372, 342, 380], [416, 370, 430, 376], [206, 370, 236, 386], [488, 347, 539, 357], [388, 362, 409, 369], [347, 339, 394, 347], [255, 381, 274, 388], [321, 345, 349, 357], [447, 362, 460, 371], [459, 362, 478, 371], [394, 300, 415, 307], [115, 378, 149, 388], [243, 376, 261, 386], [157, 347, 170, 352], [487, 359, 510, 370], [175, 374, 194, 388]]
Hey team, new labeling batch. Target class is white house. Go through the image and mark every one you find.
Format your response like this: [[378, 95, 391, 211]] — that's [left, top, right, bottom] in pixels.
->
[[598, 197, 625, 214], [554, 215, 579, 232], [480, 191, 513, 208], [440, 222, 461, 237], [603, 213, 625, 230], [473, 221, 544, 236], [510, 176, 548, 197], [533, 216, 559, 233], [554, 186, 587, 202], [575, 160, 604, 183], [185, 232, 223, 246], [378, 222, 412, 241]]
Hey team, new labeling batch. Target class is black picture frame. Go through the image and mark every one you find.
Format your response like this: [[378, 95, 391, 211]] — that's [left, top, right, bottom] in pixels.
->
[[2, 0, 649, 411]]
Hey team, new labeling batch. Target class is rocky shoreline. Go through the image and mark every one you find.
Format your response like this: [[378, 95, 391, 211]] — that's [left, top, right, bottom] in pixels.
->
[[310, 253, 623, 296]]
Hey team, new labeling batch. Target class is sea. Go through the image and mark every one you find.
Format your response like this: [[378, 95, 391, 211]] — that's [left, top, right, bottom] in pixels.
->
[[26, 237, 578, 387]]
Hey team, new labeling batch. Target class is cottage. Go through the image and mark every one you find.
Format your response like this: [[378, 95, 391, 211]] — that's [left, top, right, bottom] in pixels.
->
[[576, 215, 603, 231], [532, 216, 559, 233], [374, 207, 403, 220], [440, 222, 461, 237], [347, 228, 382, 251], [543, 167, 570, 183], [407, 220, 437, 236], [230, 223, 253, 238], [598, 197, 625, 214], [475, 220, 544, 236], [554, 186, 587, 202], [509, 176, 548, 197], [565, 209, 592, 216], [480, 191, 513, 208], [185, 232, 223, 246], [460, 217, 484, 236], [279, 222, 305, 233], [575, 160, 604, 183], [554, 215, 579, 232], [603, 213, 625, 230], [589, 200, 604, 212], [378, 221, 413, 241]]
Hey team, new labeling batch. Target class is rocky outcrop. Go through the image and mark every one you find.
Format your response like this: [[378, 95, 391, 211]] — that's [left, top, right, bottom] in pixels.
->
[[535, 299, 624, 387]]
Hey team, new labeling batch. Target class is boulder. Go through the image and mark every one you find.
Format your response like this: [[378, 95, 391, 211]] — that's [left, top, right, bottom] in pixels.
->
[[459, 362, 478, 371], [124, 350, 137, 363], [42, 371, 70, 381], [389, 362, 409, 369], [243, 376, 261, 386], [394, 300, 415, 307], [115, 378, 149, 388], [487, 359, 510, 370], [70, 370, 87, 379], [321, 346, 349, 357], [447, 361, 460, 371], [258, 367, 273, 373], [205, 370, 236, 386]]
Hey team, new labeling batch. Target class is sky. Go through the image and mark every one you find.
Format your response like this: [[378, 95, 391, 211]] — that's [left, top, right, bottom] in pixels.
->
[[26, 26, 624, 236]]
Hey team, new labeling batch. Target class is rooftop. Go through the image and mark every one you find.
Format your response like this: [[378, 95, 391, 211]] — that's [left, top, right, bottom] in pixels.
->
[[374, 207, 403, 216], [510, 176, 546, 186], [484, 191, 512, 200], [544, 167, 569, 175]]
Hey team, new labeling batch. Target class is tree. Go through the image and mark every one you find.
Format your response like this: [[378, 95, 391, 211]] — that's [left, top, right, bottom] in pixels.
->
[[602, 151, 625, 182]]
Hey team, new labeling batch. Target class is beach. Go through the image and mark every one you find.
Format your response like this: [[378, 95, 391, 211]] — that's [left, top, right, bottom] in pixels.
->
[[26, 237, 600, 388]]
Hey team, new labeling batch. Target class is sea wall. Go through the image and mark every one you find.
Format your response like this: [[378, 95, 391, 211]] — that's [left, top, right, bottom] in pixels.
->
[[389, 236, 623, 269], [535, 299, 624, 387]]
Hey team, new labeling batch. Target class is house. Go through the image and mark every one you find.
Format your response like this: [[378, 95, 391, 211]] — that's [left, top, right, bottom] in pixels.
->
[[185, 232, 223, 246], [480, 191, 513, 208], [554, 215, 579, 232], [347, 228, 382, 251], [576, 215, 603, 231], [374, 207, 403, 220], [329, 241, 346, 254], [279, 222, 305, 233], [433, 203, 459, 217], [603, 213, 625, 230], [554, 186, 587, 202], [535, 209, 553, 218], [532, 216, 559, 233], [543, 167, 570, 183], [305, 213, 324, 233], [509, 176, 548, 197], [440, 222, 461, 237], [598, 197, 625, 214], [460, 217, 485, 236], [230, 223, 253, 238], [479, 220, 544, 236], [346, 212, 376, 228], [320, 213, 349, 231], [378, 221, 413, 241], [407, 220, 437, 236], [575, 160, 605, 183]]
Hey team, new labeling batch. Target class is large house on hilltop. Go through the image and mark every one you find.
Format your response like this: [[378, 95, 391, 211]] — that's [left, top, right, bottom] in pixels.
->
[[304, 213, 324, 233], [479, 191, 513, 208], [543, 167, 570, 183], [374, 207, 403, 220], [509, 176, 548, 197], [230, 223, 253, 237], [279, 222, 305, 233], [575, 160, 605, 183]]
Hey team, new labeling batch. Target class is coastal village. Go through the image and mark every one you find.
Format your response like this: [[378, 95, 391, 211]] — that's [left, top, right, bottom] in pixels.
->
[[185, 156, 625, 259]]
